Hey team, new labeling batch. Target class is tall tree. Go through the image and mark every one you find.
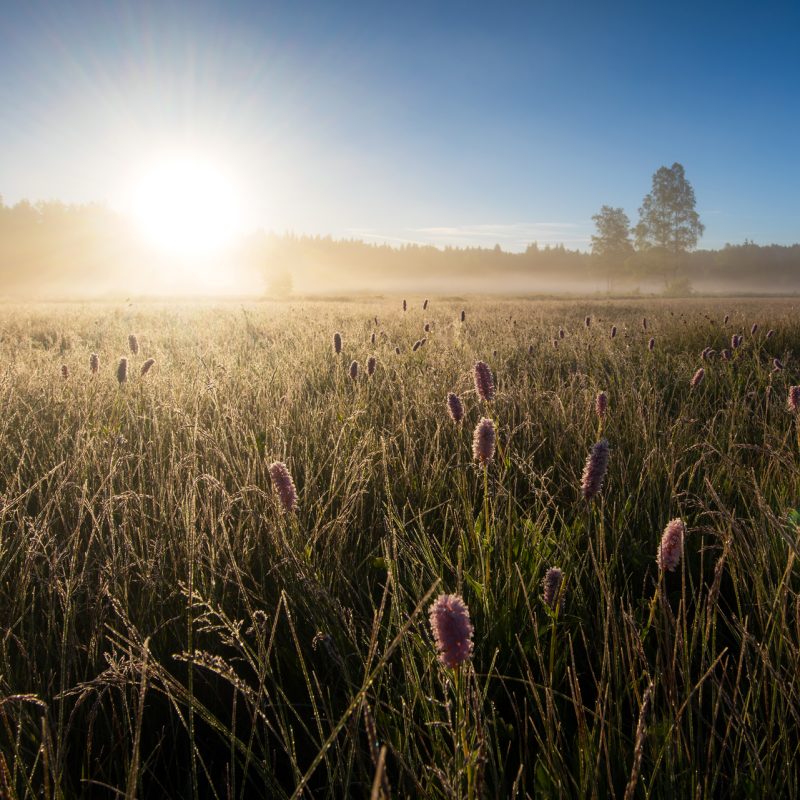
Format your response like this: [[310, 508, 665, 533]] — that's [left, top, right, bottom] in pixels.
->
[[591, 205, 633, 288], [635, 162, 704, 257]]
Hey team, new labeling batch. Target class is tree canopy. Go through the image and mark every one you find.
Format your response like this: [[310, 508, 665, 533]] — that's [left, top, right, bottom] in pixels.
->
[[634, 162, 704, 255]]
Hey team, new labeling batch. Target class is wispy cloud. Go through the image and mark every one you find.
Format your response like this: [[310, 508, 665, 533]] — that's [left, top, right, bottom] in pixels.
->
[[345, 221, 591, 252]]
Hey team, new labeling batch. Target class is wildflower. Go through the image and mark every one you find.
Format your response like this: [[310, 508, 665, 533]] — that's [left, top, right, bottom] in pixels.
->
[[611, 325, 617, 339], [766, 329, 775, 339], [424, 322, 430, 332], [657, 518, 685, 572], [721, 349, 731, 361], [773, 358, 784, 372], [788, 386, 800, 413], [473, 361, 495, 402], [349, 360, 359, 380], [90, 353, 99, 374], [585, 316, 591, 328], [581, 439, 610, 501], [269, 461, 298, 513], [367, 355, 377, 376], [403, 299, 407, 312], [423, 299, 429, 310], [447, 392, 464, 424], [117, 357, 128, 385], [648, 337, 655, 352], [690, 368, 705, 389], [751, 323, 758, 336], [395, 346, 401, 355], [61, 364, 69, 379], [642, 318, 647, 331], [595, 391, 608, 420], [140, 358, 155, 376], [333, 332, 342, 354], [559, 328, 565, 339], [542, 567, 565, 612], [128, 334, 139, 355], [429, 594, 474, 669], [723, 314, 729, 325], [472, 417, 496, 465], [371, 332, 376, 345], [461, 309, 466, 322]]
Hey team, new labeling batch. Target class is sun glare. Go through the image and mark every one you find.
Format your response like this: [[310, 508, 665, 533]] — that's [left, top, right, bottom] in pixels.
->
[[130, 156, 243, 257]]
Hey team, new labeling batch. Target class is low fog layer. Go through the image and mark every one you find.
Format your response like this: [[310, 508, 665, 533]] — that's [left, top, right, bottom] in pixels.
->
[[1, 200, 799, 298]]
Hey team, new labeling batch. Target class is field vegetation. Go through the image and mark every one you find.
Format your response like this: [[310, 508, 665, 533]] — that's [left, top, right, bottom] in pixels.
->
[[1, 297, 799, 798]]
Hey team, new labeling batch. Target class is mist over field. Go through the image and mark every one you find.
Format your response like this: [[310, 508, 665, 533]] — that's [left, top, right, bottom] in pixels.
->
[[2, 200, 799, 299]]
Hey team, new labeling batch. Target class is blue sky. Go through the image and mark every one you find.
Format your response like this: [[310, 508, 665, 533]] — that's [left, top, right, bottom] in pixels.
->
[[0, 0, 798, 251]]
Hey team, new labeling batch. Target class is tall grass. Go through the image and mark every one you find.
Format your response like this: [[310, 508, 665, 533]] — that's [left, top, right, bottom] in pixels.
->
[[0, 297, 799, 798]]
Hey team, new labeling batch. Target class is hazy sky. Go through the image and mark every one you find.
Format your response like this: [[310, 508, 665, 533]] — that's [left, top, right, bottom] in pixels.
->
[[1, 0, 798, 251]]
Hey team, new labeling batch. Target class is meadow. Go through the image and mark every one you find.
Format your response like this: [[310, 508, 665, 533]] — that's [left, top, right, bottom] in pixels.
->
[[1, 296, 799, 799]]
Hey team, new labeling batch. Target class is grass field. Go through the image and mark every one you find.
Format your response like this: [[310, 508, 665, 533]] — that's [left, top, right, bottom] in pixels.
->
[[1, 297, 799, 798]]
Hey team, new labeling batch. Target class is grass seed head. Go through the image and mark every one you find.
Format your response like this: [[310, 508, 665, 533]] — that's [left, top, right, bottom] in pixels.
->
[[367, 355, 377, 376], [117, 357, 128, 385], [128, 334, 139, 355], [140, 358, 155, 376], [333, 332, 342, 355], [89, 353, 99, 373]]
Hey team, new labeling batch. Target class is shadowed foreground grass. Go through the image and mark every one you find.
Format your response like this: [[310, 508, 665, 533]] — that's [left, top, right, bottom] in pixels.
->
[[1, 297, 800, 798]]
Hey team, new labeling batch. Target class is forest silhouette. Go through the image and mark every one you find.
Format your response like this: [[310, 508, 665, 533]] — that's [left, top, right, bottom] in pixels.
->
[[1, 197, 798, 297]]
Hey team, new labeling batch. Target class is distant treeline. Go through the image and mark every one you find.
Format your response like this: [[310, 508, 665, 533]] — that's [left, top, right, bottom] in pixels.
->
[[1, 198, 799, 296]]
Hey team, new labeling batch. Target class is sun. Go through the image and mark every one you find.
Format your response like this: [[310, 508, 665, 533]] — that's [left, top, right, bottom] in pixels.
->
[[129, 155, 243, 257]]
